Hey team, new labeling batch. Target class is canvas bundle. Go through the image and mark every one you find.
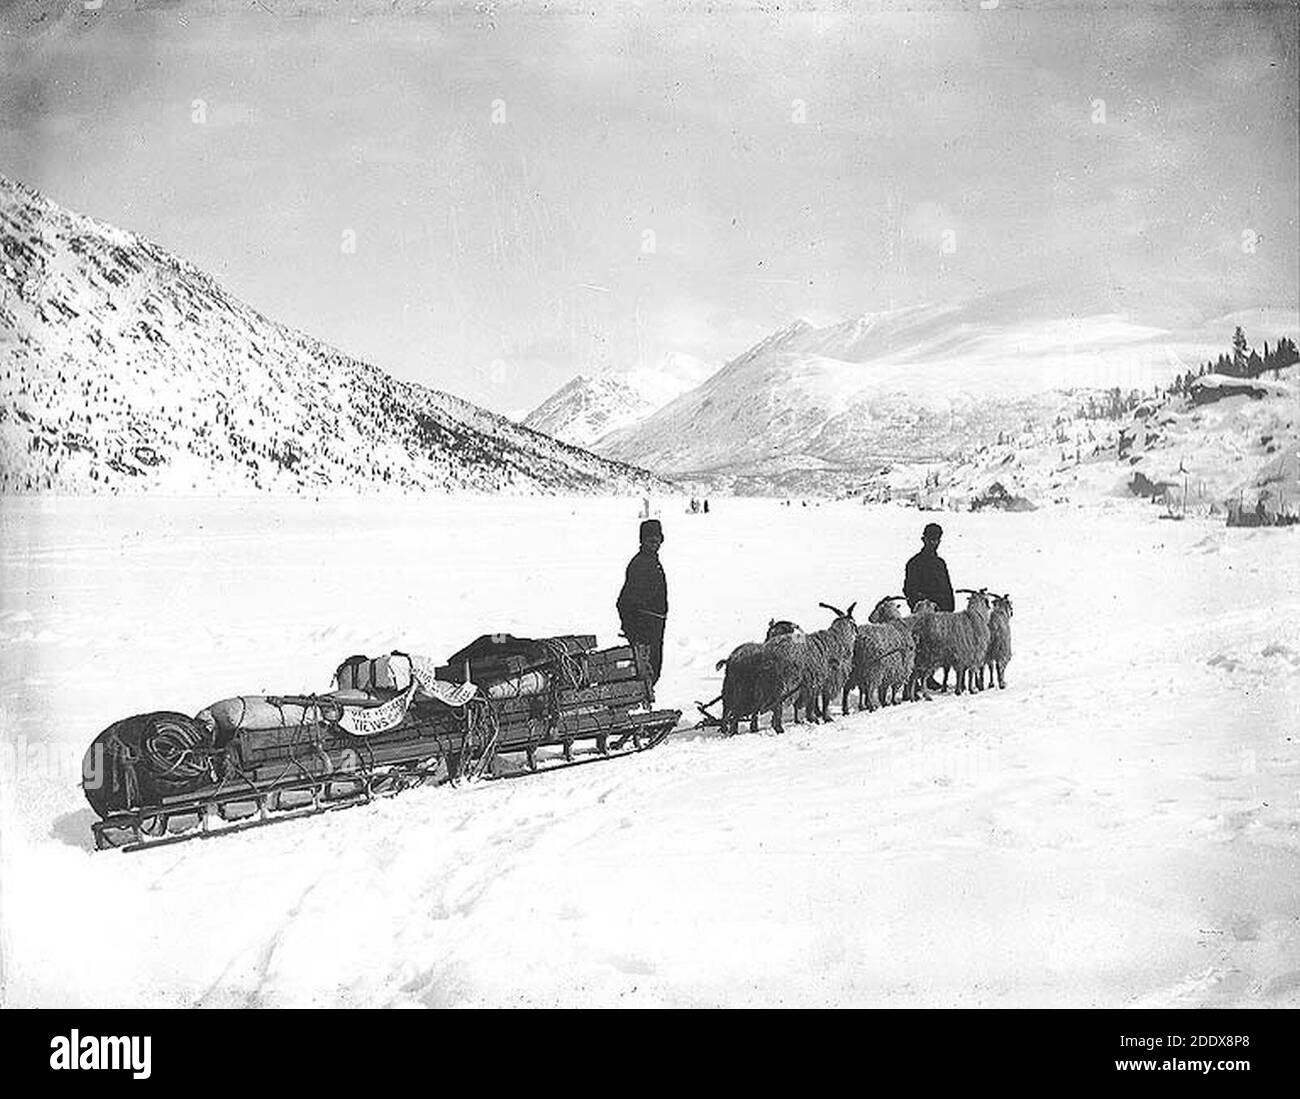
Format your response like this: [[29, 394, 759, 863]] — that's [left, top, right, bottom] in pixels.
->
[[332, 652, 414, 693]]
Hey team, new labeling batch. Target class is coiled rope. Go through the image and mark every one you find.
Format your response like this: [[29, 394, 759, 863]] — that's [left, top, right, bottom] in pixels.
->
[[142, 716, 213, 783]]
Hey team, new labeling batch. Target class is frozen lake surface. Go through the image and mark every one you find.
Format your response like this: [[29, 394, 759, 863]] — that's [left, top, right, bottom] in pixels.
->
[[1, 495, 1298, 1007]]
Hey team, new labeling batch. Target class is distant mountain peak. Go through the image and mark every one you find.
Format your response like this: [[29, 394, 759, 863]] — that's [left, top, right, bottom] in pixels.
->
[[523, 353, 717, 450]]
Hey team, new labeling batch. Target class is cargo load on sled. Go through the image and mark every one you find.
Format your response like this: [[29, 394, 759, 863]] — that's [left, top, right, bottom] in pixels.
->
[[82, 635, 680, 851]]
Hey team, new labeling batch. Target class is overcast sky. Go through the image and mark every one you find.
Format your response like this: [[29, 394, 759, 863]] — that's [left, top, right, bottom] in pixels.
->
[[2, 0, 1296, 411]]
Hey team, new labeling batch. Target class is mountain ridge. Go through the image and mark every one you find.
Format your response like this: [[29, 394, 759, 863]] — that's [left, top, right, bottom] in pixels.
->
[[0, 176, 668, 496], [591, 299, 1289, 491]]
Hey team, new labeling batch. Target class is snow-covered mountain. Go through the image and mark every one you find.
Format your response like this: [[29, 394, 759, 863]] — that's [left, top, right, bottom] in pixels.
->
[[523, 373, 657, 448], [595, 303, 1224, 493], [523, 352, 715, 449], [0, 176, 666, 495], [934, 362, 1300, 513]]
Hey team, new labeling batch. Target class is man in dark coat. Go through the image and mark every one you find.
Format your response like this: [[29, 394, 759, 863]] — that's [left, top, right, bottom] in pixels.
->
[[904, 522, 955, 690], [617, 519, 667, 684], [904, 522, 955, 612]]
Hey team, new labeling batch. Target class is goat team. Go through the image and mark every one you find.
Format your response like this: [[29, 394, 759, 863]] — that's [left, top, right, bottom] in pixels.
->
[[715, 590, 1014, 737]]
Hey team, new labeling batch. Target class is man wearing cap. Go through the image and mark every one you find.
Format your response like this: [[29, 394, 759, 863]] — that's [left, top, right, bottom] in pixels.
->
[[905, 522, 955, 691], [617, 519, 668, 684], [904, 523, 955, 613]]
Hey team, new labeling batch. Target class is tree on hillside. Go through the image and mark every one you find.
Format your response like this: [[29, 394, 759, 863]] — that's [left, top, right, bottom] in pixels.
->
[[1232, 326, 1248, 375], [1262, 335, 1298, 378]]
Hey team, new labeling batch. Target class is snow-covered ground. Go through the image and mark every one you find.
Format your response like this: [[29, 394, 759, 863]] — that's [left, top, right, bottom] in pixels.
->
[[1, 495, 1298, 1007]]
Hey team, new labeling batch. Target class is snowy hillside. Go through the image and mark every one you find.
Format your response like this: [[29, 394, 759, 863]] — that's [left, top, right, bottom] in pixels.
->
[[524, 352, 715, 449], [935, 363, 1300, 513], [0, 176, 665, 496], [3, 496, 1298, 1007], [596, 304, 1220, 493]]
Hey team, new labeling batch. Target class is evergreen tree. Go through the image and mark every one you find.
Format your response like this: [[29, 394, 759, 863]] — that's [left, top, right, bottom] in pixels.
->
[[1231, 326, 1249, 375]]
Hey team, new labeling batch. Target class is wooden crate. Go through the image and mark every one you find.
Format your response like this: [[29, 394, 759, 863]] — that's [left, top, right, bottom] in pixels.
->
[[586, 646, 641, 683]]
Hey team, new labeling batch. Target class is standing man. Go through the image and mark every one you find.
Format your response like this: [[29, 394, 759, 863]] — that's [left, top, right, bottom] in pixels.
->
[[904, 521, 955, 691], [617, 518, 667, 684], [904, 522, 955, 612]]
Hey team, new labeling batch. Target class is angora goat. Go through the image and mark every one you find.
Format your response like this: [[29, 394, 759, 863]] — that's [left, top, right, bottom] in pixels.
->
[[982, 593, 1013, 690], [798, 601, 857, 723], [716, 618, 806, 735], [842, 596, 918, 712]]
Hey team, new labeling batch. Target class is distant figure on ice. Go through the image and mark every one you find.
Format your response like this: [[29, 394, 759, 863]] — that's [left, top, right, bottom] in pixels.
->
[[703, 499, 709, 514], [904, 522, 955, 613], [617, 518, 667, 684]]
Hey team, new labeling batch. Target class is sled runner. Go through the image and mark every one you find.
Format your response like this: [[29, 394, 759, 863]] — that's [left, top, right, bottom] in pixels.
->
[[83, 637, 680, 851]]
